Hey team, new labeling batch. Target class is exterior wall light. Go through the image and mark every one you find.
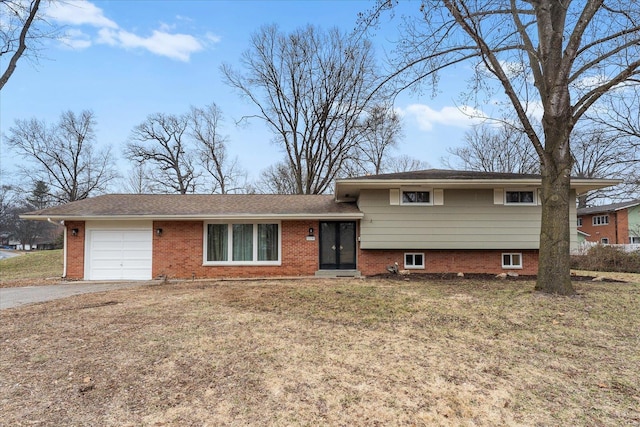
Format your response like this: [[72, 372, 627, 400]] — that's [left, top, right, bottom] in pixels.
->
[[156, 228, 163, 236], [71, 228, 79, 236]]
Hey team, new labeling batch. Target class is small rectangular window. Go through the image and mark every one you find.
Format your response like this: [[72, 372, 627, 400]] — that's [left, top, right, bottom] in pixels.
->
[[404, 253, 425, 269], [505, 191, 535, 204], [601, 238, 609, 244], [592, 215, 609, 226], [402, 191, 430, 204], [502, 253, 522, 269], [577, 218, 582, 227], [630, 236, 640, 244]]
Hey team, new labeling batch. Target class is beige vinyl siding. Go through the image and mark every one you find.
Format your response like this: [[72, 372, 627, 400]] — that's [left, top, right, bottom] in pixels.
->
[[359, 189, 577, 250]]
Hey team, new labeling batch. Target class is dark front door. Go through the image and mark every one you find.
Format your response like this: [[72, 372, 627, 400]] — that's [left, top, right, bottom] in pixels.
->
[[319, 221, 356, 270]]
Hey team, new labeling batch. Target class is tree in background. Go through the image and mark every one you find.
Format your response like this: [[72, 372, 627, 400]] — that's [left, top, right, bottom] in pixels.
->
[[7, 110, 118, 203], [190, 103, 248, 194], [222, 24, 385, 194], [351, 104, 404, 176], [443, 124, 539, 174], [124, 104, 245, 195], [362, 0, 640, 295], [125, 112, 200, 194]]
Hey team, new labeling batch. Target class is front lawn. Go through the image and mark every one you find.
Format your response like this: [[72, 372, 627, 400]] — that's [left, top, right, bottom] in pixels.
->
[[1, 277, 638, 425]]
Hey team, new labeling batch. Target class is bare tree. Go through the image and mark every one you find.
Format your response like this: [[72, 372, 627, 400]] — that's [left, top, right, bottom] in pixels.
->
[[121, 163, 155, 194], [190, 103, 247, 194], [352, 104, 404, 175], [125, 112, 200, 194], [571, 125, 638, 207], [7, 110, 118, 203], [222, 24, 383, 194], [386, 154, 431, 173], [362, 0, 640, 295], [444, 124, 539, 174], [256, 161, 300, 194], [0, 0, 57, 91]]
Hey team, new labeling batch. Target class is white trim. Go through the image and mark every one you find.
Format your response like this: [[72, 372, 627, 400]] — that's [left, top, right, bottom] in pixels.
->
[[592, 215, 609, 226], [493, 188, 504, 205], [501, 252, 523, 269], [203, 220, 282, 266], [404, 252, 425, 269]]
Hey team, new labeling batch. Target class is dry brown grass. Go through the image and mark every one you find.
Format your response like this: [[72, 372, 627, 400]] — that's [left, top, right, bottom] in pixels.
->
[[1, 277, 639, 426]]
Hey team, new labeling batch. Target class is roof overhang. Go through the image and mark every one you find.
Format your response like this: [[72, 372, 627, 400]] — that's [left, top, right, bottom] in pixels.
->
[[334, 177, 622, 201], [20, 213, 365, 222]]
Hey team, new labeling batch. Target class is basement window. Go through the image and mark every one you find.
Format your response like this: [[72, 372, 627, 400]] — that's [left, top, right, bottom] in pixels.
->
[[404, 253, 425, 269], [502, 253, 522, 269]]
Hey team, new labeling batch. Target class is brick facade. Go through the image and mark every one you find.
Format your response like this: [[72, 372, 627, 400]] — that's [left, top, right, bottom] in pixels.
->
[[64, 219, 540, 279], [358, 248, 539, 276], [152, 220, 320, 279], [65, 221, 85, 279], [578, 210, 629, 244]]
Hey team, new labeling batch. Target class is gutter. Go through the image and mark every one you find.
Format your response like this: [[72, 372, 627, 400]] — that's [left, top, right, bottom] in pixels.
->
[[48, 218, 67, 278]]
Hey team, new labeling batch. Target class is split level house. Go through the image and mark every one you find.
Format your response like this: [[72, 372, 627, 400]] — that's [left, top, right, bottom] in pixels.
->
[[577, 199, 640, 245], [21, 170, 617, 281]]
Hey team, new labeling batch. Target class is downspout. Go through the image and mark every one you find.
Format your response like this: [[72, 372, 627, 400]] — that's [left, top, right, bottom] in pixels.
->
[[614, 211, 619, 244], [48, 218, 67, 278]]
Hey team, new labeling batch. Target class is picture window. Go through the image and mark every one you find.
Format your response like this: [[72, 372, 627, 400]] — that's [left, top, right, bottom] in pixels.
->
[[205, 222, 280, 265]]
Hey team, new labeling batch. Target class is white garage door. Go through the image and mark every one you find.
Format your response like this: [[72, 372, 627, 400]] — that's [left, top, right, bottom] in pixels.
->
[[87, 229, 152, 280]]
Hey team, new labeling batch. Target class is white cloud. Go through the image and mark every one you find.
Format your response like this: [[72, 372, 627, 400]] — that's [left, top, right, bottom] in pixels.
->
[[400, 104, 488, 131], [109, 29, 203, 62], [47, 0, 205, 61], [47, 0, 118, 29]]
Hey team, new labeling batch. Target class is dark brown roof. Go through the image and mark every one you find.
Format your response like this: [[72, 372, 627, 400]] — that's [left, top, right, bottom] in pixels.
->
[[577, 199, 640, 216], [22, 194, 362, 219], [352, 169, 543, 180]]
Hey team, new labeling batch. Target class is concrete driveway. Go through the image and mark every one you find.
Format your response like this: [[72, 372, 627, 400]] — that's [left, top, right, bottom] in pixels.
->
[[0, 281, 155, 310]]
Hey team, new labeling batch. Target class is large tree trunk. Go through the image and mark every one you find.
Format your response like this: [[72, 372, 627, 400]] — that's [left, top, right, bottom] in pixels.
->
[[536, 119, 575, 295]]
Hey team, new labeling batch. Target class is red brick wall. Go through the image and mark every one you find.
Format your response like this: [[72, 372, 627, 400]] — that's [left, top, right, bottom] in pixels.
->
[[152, 220, 320, 279], [65, 221, 85, 279], [578, 210, 629, 244], [358, 248, 539, 276]]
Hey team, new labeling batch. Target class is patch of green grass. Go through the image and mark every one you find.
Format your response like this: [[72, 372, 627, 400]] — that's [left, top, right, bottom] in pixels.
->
[[0, 249, 63, 281]]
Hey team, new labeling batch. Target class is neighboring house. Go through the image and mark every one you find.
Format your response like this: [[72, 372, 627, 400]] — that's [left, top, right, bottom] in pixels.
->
[[577, 199, 640, 245], [21, 170, 616, 281]]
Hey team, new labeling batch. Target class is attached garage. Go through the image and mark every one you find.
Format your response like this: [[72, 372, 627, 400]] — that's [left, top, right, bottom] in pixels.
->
[[84, 221, 152, 280]]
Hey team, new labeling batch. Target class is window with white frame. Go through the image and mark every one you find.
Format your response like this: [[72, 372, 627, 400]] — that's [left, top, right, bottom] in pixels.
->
[[592, 215, 609, 226], [204, 222, 280, 265], [404, 253, 425, 269], [601, 237, 609, 244], [577, 217, 583, 227], [401, 190, 431, 205], [630, 236, 640, 244], [505, 190, 535, 205], [502, 253, 522, 269]]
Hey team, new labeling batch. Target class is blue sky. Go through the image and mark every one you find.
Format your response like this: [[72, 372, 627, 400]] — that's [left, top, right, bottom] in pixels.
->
[[1, 0, 487, 190]]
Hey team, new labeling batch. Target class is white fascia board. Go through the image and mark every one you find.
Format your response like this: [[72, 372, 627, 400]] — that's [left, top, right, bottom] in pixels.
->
[[20, 213, 365, 221]]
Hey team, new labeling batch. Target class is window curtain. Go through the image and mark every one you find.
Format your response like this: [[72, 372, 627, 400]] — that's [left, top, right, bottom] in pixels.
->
[[258, 224, 278, 261], [233, 224, 253, 261], [207, 224, 228, 261]]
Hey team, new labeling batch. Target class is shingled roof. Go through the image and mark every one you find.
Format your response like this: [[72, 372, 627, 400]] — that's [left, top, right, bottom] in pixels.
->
[[21, 194, 362, 220], [577, 199, 640, 216]]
